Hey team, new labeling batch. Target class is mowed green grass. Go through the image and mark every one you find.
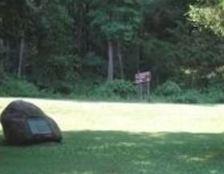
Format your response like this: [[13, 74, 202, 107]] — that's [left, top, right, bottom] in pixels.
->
[[1, 98, 224, 174]]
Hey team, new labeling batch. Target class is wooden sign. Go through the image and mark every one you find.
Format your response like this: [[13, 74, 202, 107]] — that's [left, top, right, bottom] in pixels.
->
[[135, 71, 151, 84]]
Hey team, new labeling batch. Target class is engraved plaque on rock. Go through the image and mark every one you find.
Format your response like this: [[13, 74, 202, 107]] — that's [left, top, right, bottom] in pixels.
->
[[28, 117, 52, 135]]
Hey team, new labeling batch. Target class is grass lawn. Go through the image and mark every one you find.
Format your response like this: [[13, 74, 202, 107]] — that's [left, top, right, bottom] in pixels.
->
[[0, 98, 224, 174]]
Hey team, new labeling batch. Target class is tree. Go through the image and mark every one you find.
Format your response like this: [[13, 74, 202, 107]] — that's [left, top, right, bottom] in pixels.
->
[[1, 0, 35, 77], [188, 0, 224, 36], [30, 0, 76, 87], [89, 0, 141, 81]]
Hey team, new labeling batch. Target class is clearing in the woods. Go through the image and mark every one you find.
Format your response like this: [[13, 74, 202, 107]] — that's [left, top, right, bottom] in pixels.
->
[[0, 98, 224, 174]]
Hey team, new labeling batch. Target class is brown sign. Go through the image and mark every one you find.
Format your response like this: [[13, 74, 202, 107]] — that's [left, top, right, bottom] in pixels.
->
[[135, 71, 151, 84]]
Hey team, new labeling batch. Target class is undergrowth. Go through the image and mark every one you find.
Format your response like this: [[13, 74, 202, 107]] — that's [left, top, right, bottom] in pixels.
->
[[0, 77, 223, 104]]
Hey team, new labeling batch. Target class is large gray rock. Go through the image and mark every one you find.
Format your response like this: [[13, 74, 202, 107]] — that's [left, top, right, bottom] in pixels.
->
[[0, 100, 62, 145]]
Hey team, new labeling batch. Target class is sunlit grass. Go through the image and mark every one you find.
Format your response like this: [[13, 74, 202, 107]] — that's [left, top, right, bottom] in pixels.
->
[[0, 97, 224, 133], [1, 98, 224, 174]]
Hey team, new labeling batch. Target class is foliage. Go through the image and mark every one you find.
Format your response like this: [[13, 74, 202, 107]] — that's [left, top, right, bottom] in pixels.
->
[[88, 0, 141, 43], [0, 76, 40, 97], [142, 38, 179, 83], [203, 87, 224, 103], [171, 89, 201, 103], [1, 0, 224, 103], [82, 52, 105, 75], [37, 0, 73, 54], [188, 0, 224, 36], [152, 86, 224, 104], [31, 54, 80, 89], [155, 81, 182, 96], [0, 62, 6, 84], [93, 80, 136, 99]]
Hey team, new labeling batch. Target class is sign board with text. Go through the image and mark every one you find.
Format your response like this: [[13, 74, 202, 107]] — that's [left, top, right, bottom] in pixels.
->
[[28, 118, 52, 135], [135, 71, 151, 84]]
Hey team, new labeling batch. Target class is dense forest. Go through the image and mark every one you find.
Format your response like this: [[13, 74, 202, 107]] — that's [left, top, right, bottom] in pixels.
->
[[0, 0, 224, 103]]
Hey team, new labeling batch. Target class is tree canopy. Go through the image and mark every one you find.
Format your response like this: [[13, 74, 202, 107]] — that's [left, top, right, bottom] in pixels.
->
[[1, 0, 224, 98]]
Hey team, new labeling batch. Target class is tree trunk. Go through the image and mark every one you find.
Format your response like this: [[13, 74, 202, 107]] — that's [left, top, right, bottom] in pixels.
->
[[107, 40, 114, 81], [117, 42, 124, 79], [18, 34, 25, 78], [6, 40, 10, 60]]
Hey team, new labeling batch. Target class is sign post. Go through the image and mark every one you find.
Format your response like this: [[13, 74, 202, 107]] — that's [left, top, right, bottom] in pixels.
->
[[135, 71, 151, 100]]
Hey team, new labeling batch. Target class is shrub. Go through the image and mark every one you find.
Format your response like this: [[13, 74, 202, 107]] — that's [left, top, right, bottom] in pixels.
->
[[51, 81, 73, 95], [93, 80, 136, 99], [155, 80, 182, 96], [0, 63, 6, 85], [32, 54, 80, 89], [152, 87, 224, 104], [172, 90, 201, 104], [0, 77, 40, 97], [204, 87, 224, 103]]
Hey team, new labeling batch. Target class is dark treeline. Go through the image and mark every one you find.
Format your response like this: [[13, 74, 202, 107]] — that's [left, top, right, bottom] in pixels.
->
[[0, 0, 224, 101]]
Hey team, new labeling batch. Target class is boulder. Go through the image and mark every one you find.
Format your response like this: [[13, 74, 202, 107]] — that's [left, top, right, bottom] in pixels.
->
[[0, 100, 62, 145]]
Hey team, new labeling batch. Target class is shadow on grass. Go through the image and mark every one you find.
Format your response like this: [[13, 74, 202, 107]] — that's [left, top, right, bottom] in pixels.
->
[[1, 131, 224, 174]]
